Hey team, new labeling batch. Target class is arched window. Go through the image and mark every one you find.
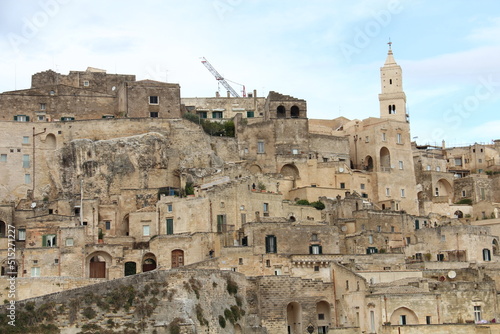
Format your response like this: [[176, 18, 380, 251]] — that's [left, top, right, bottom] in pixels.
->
[[287, 302, 302, 333], [380, 147, 391, 171], [389, 79, 393, 84], [290, 105, 300, 118]]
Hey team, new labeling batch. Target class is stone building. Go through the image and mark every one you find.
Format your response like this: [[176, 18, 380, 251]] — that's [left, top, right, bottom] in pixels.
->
[[1, 46, 500, 333]]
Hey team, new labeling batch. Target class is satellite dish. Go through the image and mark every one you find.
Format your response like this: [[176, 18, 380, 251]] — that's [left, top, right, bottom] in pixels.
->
[[339, 167, 344, 173], [31, 202, 37, 208], [448, 270, 456, 279]]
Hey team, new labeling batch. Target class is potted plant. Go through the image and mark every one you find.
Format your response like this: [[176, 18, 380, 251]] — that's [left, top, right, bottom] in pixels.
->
[[98, 229, 104, 243]]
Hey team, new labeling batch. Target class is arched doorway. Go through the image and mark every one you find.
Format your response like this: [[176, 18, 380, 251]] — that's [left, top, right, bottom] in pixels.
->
[[142, 253, 157, 272], [87, 252, 112, 279], [124, 261, 137, 276], [380, 147, 391, 171], [316, 301, 331, 332], [454, 210, 464, 218], [291, 105, 300, 118], [122, 214, 130, 236], [390, 307, 418, 325], [287, 302, 302, 333], [277, 105, 286, 118], [171, 249, 184, 268], [364, 155, 374, 172]]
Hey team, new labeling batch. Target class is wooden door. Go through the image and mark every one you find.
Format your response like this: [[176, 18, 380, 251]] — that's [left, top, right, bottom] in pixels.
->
[[171, 250, 184, 268]]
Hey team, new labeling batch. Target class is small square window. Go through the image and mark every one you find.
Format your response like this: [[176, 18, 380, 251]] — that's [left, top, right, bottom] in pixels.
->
[[83, 80, 89, 87], [31, 267, 40, 277], [54, 259, 59, 264], [360, 183, 365, 190], [314, 266, 320, 272], [65, 238, 74, 246], [23, 136, 30, 144], [18, 229, 26, 241], [340, 182, 346, 189], [38, 115, 45, 121], [257, 141, 265, 154], [149, 96, 159, 104], [143, 225, 150, 236], [150, 112, 159, 118], [105, 221, 111, 230], [0, 154, 6, 162], [238, 258, 243, 265], [318, 313, 325, 320], [40, 103, 46, 110], [167, 204, 173, 212]]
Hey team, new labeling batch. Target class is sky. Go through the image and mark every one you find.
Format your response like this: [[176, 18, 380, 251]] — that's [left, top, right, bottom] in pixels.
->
[[0, 0, 499, 147]]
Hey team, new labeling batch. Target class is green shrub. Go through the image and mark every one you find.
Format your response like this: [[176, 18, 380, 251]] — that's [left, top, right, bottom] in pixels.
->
[[296, 199, 310, 205], [310, 201, 325, 210], [218, 315, 226, 328], [455, 198, 472, 205]]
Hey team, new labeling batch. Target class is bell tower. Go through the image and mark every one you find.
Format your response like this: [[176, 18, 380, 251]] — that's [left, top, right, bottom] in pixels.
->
[[379, 42, 408, 122]]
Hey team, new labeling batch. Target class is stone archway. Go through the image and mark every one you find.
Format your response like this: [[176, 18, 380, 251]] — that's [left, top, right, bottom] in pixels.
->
[[277, 105, 286, 118], [390, 307, 419, 325], [380, 147, 391, 171], [364, 155, 374, 171], [316, 300, 331, 332], [280, 164, 300, 179], [249, 164, 262, 175], [291, 105, 300, 118], [142, 253, 157, 272], [87, 251, 112, 279]]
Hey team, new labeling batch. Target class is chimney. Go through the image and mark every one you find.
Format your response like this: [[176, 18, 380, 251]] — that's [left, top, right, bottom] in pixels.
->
[[227, 90, 230, 98]]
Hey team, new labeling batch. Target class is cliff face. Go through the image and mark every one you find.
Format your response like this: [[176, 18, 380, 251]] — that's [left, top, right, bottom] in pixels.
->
[[0, 269, 255, 334], [49, 120, 240, 200]]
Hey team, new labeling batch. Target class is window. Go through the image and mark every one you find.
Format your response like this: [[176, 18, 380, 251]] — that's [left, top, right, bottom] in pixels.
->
[[346, 280, 349, 290], [314, 266, 320, 272], [105, 221, 111, 230], [212, 111, 223, 119], [368, 235, 373, 244], [31, 267, 40, 277], [14, 115, 29, 122], [386, 188, 390, 196], [318, 313, 325, 320], [311, 233, 318, 241], [65, 238, 74, 246], [38, 115, 45, 121], [360, 183, 365, 190], [246, 111, 254, 118], [455, 158, 462, 166], [292, 149, 299, 155], [198, 111, 207, 119], [22, 155, 30, 168], [241, 213, 246, 225], [406, 237, 411, 244], [54, 259, 59, 264], [399, 161, 404, 169], [340, 182, 345, 189], [479, 159, 483, 163], [217, 215, 226, 233], [257, 141, 265, 154], [23, 136, 30, 144], [400, 315, 407, 325], [0, 154, 6, 162], [42, 234, 56, 247], [382, 132, 386, 141], [310, 244, 322, 254], [415, 220, 420, 230], [266, 259, 271, 267], [150, 112, 159, 118], [391, 226, 395, 232], [377, 226, 382, 232], [397, 133, 402, 144], [166, 218, 174, 235], [365, 136, 369, 143], [167, 204, 173, 212], [474, 306, 482, 322], [143, 225, 150, 236], [462, 190, 466, 197], [25, 174, 31, 184], [437, 254, 444, 261], [83, 80, 89, 87], [263, 203, 269, 215], [436, 166, 441, 171], [18, 229, 26, 241], [40, 103, 46, 110], [441, 235, 446, 241], [149, 96, 159, 104], [238, 258, 243, 265], [265, 235, 277, 253], [483, 249, 491, 261], [401, 188, 405, 197]]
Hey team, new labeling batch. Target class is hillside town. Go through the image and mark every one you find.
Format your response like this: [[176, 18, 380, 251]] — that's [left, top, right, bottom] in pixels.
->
[[1, 46, 500, 333]]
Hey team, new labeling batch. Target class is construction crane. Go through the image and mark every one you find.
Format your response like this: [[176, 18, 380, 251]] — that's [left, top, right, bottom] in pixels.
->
[[200, 57, 246, 97]]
